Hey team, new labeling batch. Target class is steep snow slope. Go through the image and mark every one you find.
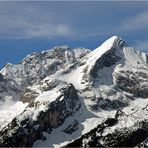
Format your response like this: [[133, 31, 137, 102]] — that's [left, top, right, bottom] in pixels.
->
[[1, 36, 148, 147]]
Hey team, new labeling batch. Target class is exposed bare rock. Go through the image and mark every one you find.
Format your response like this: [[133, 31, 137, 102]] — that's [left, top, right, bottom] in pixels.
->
[[0, 84, 81, 147], [63, 119, 79, 134], [65, 107, 148, 147]]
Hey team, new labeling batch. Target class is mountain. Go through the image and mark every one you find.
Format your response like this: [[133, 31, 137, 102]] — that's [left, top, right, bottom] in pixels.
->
[[1, 36, 148, 147]]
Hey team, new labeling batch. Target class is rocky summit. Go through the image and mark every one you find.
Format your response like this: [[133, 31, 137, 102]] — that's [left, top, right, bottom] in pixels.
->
[[1, 36, 148, 147]]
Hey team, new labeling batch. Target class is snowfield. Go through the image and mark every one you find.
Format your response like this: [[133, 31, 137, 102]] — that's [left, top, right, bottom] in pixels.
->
[[0, 101, 28, 130]]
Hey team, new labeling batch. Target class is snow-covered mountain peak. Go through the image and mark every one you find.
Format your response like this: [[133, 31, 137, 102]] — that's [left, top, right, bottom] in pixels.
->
[[84, 36, 127, 63], [1, 36, 148, 147], [109, 35, 128, 47], [95, 35, 127, 53], [0, 45, 90, 105], [46, 45, 71, 55], [80, 36, 127, 85]]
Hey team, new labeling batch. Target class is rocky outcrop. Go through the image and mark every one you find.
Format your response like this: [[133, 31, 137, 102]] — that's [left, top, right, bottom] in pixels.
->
[[20, 87, 39, 103], [65, 118, 118, 147], [63, 119, 79, 134], [65, 108, 148, 147], [0, 73, 4, 82], [113, 68, 148, 98], [90, 97, 128, 111], [0, 84, 81, 147], [90, 48, 120, 80]]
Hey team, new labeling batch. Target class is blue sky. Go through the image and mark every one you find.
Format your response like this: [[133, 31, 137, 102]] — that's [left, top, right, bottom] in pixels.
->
[[0, 1, 148, 68]]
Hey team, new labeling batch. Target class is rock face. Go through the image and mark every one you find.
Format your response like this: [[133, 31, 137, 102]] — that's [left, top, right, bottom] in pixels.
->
[[1, 36, 148, 147], [113, 68, 148, 98], [63, 119, 79, 134], [0, 73, 4, 82], [66, 107, 148, 147], [0, 84, 80, 147], [90, 48, 120, 81]]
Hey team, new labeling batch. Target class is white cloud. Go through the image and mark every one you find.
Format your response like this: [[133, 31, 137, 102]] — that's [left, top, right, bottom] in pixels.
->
[[0, 2, 148, 40], [0, 16, 73, 39], [0, 2, 75, 39], [0, 2, 108, 40], [24, 24, 73, 39], [120, 11, 148, 31]]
